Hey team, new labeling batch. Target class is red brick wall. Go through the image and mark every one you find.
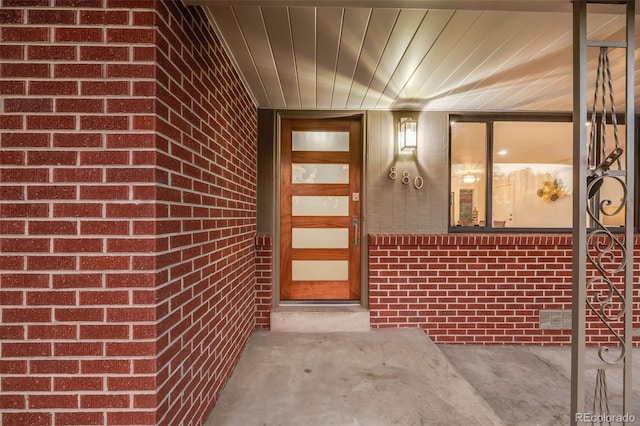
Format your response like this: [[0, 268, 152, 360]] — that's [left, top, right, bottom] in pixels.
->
[[369, 234, 640, 346], [255, 233, 272, 329], [152, 2, 257, 425], [0, 1, 257, 425]]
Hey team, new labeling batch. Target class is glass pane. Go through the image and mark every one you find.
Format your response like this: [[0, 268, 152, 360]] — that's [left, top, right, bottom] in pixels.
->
[[293, 164, 349, 184], [292, 228, 349, 248], [450, 122, 487, 227], [292, 196, 349, 216], [292, 131, 349, 151], [493, 121, 573, 228], [292, 260, 348, 281]]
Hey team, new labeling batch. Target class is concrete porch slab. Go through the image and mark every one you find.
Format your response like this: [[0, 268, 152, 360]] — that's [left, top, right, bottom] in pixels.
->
[[440, 344, 640, 426], [205, 329, 505, 426]]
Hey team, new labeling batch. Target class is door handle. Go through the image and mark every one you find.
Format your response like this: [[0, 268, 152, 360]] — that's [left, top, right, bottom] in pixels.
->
[[352, 216, 359, 247]]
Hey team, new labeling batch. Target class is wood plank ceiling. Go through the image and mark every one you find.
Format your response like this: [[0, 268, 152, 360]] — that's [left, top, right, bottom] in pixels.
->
[[187, 1, 639, 112]]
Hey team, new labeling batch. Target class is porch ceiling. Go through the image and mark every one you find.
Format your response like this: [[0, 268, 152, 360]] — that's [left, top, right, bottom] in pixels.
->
[[186, 1, 639, 112]]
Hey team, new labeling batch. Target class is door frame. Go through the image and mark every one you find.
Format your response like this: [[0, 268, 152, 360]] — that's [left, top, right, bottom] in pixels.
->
[[272, 111, 368, 307]]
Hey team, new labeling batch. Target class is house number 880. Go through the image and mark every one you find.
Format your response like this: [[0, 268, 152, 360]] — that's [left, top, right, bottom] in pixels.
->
[[388, 168, 424, 190]]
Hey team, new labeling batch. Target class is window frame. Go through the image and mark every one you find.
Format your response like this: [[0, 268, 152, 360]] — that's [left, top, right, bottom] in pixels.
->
[[448, 112, 636, 233]]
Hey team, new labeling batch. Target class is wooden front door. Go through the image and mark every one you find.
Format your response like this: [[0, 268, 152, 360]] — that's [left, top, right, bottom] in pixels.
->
[[280, 117, 362, 301]]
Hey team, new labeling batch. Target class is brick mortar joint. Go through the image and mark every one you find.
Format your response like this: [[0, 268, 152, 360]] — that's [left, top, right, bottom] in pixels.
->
[[368, 233, 640, 247]]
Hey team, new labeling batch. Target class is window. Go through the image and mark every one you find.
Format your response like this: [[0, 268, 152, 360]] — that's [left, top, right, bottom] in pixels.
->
[[449, 115, 627, 231], [450, 122, 487, 227]]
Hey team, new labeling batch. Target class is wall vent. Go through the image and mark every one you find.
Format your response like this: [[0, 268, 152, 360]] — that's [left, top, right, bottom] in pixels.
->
[[539, 309, 572, 330]]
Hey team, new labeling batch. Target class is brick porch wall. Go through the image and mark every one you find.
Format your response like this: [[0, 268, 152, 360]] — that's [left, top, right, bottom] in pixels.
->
[[255, 233, 272, 329], [0, 1, 257, 425], [152, 2, 257, 425], [369, 234, 640, 346]]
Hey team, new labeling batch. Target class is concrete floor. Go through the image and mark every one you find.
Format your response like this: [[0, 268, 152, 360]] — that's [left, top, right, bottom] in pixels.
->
[[441, 344, 639, 426], [205, 329, 639, 426]]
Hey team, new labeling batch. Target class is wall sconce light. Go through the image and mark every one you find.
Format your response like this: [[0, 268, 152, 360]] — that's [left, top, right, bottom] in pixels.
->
[[398, 117, 417, 151]]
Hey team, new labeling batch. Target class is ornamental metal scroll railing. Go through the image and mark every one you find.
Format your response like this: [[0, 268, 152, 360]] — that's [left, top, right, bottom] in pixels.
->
[[586, 169, 627, 422], [585, 44, 627, 424], [586, 174, 627, 358]]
